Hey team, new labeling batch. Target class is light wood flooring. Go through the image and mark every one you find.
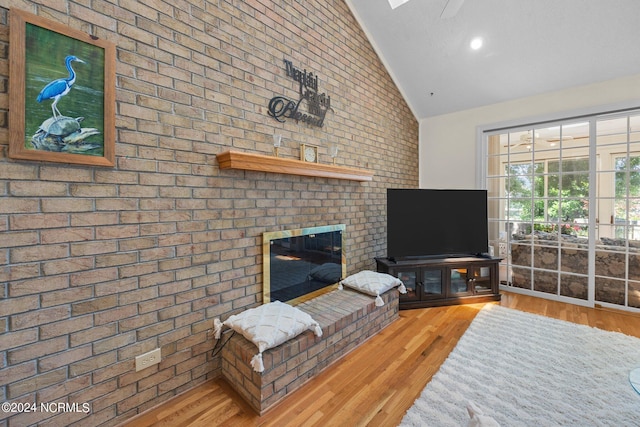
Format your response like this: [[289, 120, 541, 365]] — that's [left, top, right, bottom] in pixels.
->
[[122, 291, 640, 427]]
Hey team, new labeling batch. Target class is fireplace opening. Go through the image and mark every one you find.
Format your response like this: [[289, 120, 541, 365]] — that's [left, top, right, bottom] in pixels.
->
[[263, 224, 346, 304]]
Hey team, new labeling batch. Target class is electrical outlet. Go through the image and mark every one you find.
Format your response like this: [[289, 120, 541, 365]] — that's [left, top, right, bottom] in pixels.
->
[[135, 348, 161, 372], [499, 242, 508, 257]]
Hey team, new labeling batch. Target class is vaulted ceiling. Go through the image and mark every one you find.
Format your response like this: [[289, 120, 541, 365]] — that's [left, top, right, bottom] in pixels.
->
[[346, 0, 640, 119]]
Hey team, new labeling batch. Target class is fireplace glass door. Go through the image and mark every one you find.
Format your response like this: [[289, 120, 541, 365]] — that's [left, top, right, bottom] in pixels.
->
[[263, 224, 346, 304]]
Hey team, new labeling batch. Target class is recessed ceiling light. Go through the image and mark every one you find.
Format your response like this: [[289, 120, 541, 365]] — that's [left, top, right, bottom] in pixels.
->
[[470, 37, 483, 50], [388, 0, 410, 9]]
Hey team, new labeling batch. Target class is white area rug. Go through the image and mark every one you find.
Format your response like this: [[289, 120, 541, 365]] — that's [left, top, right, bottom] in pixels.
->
[[400, 305, 640, 426]]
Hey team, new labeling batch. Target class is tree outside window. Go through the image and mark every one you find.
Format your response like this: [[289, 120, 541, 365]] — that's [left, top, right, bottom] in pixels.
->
[[505, 158, 589, 237]]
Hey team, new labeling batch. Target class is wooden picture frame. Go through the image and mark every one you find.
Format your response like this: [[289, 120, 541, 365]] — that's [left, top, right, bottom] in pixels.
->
[[9, 9, 115, 167]]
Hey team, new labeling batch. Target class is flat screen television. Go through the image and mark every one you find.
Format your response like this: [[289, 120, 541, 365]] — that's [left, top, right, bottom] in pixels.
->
[[387, 188, 489, 259]]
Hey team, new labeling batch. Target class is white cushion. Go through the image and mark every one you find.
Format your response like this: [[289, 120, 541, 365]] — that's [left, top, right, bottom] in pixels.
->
[[218, 301, 322, 372], [339, 270, 406, 306]]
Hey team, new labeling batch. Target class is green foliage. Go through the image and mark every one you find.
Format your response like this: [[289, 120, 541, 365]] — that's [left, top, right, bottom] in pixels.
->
[[504, 151, 640, 240], [615, 156, 640, 198], [614, 156, 640, 223], [506, 158, 589, 226]]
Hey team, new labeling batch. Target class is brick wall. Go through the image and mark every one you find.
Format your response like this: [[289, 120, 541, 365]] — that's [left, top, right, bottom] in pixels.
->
[[0, 1, 418, 426]]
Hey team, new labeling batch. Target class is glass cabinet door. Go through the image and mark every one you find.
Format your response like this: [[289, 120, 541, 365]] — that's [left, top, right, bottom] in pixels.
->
[[450, 268, 472, 295], [472, 266, 493, 294], [396, 270, 420, 301], [422, 269, 444, 299]]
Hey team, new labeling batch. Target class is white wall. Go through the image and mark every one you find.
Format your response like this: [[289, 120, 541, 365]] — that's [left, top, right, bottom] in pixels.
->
[[419, 73, 640, 189]]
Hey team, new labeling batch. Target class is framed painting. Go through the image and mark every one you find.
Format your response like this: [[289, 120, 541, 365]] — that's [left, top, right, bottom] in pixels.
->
[[9, 9, 115, 166]]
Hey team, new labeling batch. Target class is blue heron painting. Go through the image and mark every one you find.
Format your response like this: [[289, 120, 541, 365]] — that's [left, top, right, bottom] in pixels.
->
[[30, 54, 101, 153], [36, 55, 85, 119], [13, 10, 112, 163]]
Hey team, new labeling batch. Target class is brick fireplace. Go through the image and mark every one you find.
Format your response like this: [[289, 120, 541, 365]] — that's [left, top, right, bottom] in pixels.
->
[[220, 287, 399, 414], [218, 223, 401, 413]]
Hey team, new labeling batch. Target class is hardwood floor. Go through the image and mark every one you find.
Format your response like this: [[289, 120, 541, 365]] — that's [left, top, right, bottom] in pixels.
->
[[122, 291, 640, 427]]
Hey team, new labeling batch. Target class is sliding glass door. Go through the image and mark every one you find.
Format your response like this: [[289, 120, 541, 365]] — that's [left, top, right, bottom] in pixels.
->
[[486, 111, 640, 311], [593, 115, 640, 309]]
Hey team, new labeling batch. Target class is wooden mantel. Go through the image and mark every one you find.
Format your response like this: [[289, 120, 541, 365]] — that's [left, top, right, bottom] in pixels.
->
[[216, 150, 374, 182]]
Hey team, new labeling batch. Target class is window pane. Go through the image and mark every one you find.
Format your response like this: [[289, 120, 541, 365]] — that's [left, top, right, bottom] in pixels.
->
[[561, 174, 590, 197], [595, 276, 626, 305], [533, 199, 546, 221], [597, 117, 629, 146], [509, 131, 534, 155], [560, 273, 588, 300], [487, 134, 503, 157], [562, 157, 589, 173], [509, 198, 531, 221], [506, 174, 533, 197]]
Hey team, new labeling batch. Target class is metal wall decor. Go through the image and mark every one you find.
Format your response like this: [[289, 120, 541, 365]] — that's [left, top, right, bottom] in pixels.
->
[[267, 59, 332, 128]]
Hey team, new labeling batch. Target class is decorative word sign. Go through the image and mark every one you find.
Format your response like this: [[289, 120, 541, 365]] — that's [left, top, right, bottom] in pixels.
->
[[268, 59, 332, 128]]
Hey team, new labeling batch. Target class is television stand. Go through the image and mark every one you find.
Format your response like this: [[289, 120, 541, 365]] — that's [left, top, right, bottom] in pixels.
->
[[375, 256, 501, 309]]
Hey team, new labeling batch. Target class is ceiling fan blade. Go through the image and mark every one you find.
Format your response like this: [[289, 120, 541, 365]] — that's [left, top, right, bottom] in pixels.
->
[[546, 136, 575, 142], [440, 0, 465, 18], [388, 0, 411, 9]]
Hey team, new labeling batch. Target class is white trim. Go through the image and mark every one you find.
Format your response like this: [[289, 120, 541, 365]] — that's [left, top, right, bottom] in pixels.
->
[[587, 119, 597, 305], [478, 99, 640, 135], [500, 285, 593, 308], [595, 300, 640, 315], [475, 126, 487, 189]]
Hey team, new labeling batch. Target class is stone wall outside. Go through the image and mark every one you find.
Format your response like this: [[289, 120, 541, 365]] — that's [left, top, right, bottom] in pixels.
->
[[510, 235, 640, 307]]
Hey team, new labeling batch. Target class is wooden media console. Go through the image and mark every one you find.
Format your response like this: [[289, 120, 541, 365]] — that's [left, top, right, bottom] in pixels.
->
[[376, 256, 501, 309]]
